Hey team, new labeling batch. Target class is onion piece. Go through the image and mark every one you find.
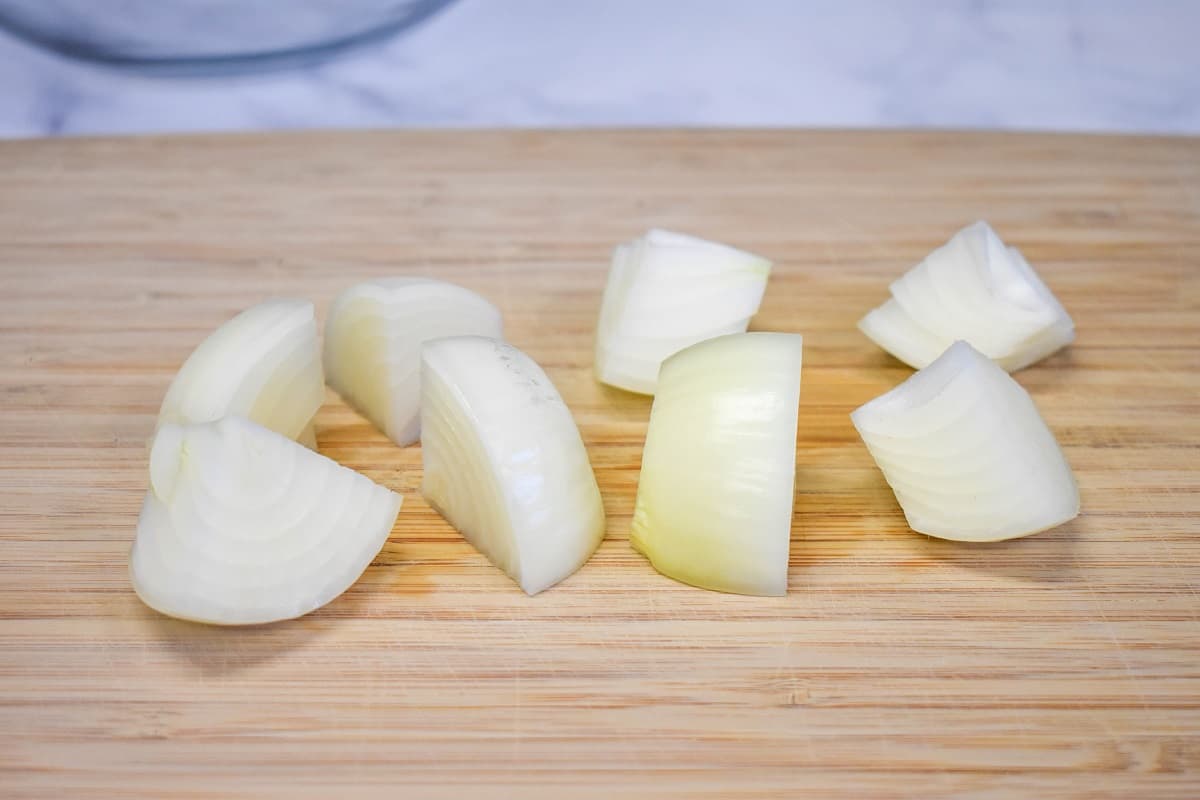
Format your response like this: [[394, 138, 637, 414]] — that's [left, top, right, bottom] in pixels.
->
[[595, 229, 772, 395], [858, 221, 1074, 371], [157, 298, 324, 443], [130, 416, 402, 625], [324, 278, 502, 446], [630, 332, 803, 596], [298, 419, 318, 450], [851, 340, 1079, 542], [420, 336, 604, 595]]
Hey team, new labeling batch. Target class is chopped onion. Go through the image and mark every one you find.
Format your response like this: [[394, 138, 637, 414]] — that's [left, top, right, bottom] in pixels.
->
[[594, 229, 772, 394], [851, 340, 1079, 541], [630, 332, 803, 596], [157, 298, 324, 443], [298, 419, 318, 450], [858, 221, 1074, 371], [420, 336, 604, 595], [324, 278, 503, 446], [130, 416, 402, 625]]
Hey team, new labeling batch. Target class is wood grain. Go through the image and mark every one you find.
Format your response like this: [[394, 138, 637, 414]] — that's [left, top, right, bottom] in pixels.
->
[[1, 130, 1198, 799]]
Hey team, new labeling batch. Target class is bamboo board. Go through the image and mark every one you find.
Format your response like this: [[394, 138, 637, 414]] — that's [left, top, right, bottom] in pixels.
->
[[1, 130, 1198, 798]]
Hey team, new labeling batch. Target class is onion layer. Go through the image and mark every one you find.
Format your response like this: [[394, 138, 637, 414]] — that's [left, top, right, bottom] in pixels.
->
[[158, 298, 324, 443], [858, 221, 1074, 371], [595, 229, 772, 395], [851, 340, 1079, 541], [130, 416, 402, 625], [420, 336, 604, 595], [324, 278, 502, 446], [630, 332, 803, 596]]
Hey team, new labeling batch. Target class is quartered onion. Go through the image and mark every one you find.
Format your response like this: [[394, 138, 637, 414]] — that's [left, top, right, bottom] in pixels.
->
[[157, 298, 324, 444], [130, 416, 402, 625], [324, 278, 503, 446], [851, 340, 1079, 542], [420, 336, 604, 595], [298, 421, 318, 450], [630, 332, 803, 596], [858, 221, 1074, 371], [594, 229, 772, 395]]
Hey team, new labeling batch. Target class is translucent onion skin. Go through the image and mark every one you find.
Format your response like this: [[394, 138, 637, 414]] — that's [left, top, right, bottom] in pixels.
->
[[420, 336, 605, 595], [858, 221, 1075, 371], [158, 298, 324, 443], [324, 278, 503, 446], [595, 229, 772, 395], [851, 340, 1079, 542], [130, 416, 402, 625], [630, 332, 803, 596]]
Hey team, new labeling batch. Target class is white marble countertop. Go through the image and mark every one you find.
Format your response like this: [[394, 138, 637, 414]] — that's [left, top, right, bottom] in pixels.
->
[[1, 0, 1197, 138]]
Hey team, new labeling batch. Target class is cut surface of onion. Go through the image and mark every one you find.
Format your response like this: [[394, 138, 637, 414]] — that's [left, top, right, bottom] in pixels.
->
[[420, 336, 604, 595], [858, 221, 1074, 371], [851, 340, 1079, 542], [324, 278, 502, 446], [630, 332, 802, 596], [158, 298, 324, 443], [130, 416, 402, 625], [298, 419, 318, 450], [595, 228, 772, 395]]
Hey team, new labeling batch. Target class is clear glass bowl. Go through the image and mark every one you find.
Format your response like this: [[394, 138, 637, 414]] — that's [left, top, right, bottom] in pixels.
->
[[0, 0, 456, 72]]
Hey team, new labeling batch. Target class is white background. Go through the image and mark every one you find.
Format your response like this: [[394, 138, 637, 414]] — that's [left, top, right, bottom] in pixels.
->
[[1, 0, 1197, 137]]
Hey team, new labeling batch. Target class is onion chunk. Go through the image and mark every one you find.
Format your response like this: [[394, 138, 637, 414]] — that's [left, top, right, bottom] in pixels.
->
[[324, 278, 502, 446], [630, 332, 803, 596], [420, 336, 604, 595], [158, 298, 324, 443], [131, 416, 403, 625], [851, 340, 1079, 542], [859, 221, 1074, 371], [595, 229, 772, 395]]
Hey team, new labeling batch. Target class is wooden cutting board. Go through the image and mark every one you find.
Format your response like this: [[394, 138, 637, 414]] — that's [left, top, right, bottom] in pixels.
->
[[1, 131, 1197, 799]]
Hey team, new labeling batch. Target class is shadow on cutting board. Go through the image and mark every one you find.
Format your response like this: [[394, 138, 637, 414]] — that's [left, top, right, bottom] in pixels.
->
[[146, 613, 337, 678], [913, 517, 1085, 585]]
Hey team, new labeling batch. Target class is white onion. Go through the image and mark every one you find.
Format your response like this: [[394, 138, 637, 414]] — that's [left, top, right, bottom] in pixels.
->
[[324, 278, 502, 446], [630, 332, 802, 596], [858, 221, 1074, 371], [298, 419, 318, 450], [420, 336, 604, 595], [158, 299, 324, 443], [130, 416, 402, 625], [594, 229, 772, 394], [851, 340, 1079, 541]]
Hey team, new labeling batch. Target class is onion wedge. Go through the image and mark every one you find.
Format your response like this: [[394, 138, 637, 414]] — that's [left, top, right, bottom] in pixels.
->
[[130, 416, 402, 625], [324, 278, 502, 446], [851, 340, 1079, 541], [630, 332, 803, 596], [158, 298, 324, 444], [595, 229, 772, 394], [858, 221, 1074, 371], [420, 336, 604, 595]]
